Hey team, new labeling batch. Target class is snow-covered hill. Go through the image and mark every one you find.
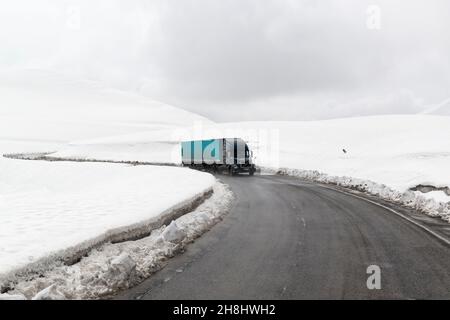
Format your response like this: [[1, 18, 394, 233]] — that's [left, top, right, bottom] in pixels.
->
[[51, 114, 450, 197], [421, 98, 450, 116], [0, 68, 211, 152], [0, 69, 216, 290], [0, 162, 214, 281], [51, 115, 450, 205], [217, 115, 450, 194], [52, 114, 450, 205]]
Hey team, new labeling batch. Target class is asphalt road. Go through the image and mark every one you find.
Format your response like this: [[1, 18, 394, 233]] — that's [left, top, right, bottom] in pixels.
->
[[118, 174, 450, 299]]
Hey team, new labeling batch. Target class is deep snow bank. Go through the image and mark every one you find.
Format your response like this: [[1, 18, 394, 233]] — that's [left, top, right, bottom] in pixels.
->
[[263, 167, 450, 222], [0, 159, 215, 290], [0, 69, 223, 297], [1, 182, 233, 300]]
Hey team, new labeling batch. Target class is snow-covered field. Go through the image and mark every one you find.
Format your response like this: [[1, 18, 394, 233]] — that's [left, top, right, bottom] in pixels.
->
[[215, 116, 450, 219], [1, 182, 233, 300], [50, 131, 180, 164], [55, 114, 450, 201], [0, 69, 217, 294], [50, 115, 450, 221], [217, 115, 450, 195], [0, 159, 214, 284]]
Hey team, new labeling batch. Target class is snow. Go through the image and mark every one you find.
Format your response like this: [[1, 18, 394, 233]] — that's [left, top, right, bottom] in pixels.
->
[[212, 116, 450, 192], [47, 115, 450, 222], [262, 167, 450, 222], [48, 124, 191, 164], [0, 69, 216, 292], [414, 191, 450, 204], [201, 115, 447, 187], [422, 98, 450, 115], [207, 116, 450, 220], [57, 115, 450, 202], [0, 68, 211, 145], [0, 293, 27, 300], [0, 158, 214, 286], [161, 221, 186, 243], [5, 182, 233, 300], [32, 284, 66, 300], [0, 68, 211, 165], [52, 138, 179, 164]]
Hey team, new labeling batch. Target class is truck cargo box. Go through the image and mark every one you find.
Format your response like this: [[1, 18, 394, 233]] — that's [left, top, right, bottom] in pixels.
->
[[181, 138, 255, 175], [181, 139, 223, 165]]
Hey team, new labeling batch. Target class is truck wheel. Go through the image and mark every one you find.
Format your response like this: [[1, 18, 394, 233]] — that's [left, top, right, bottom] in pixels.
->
[[249, 169, 254, 176]]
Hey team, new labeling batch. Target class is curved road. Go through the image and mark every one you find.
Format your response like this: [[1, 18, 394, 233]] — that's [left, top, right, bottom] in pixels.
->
[[119, 174, 450, 299]]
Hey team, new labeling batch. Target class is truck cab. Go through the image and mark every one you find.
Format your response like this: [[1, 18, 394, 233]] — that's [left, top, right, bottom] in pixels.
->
[[224, 138, 255, 175]]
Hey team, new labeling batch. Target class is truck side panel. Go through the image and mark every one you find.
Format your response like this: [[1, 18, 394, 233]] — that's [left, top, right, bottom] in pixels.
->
[[193, 140, 203, 164], [202, 139, 223, 164], [182, 139, 224, 165]]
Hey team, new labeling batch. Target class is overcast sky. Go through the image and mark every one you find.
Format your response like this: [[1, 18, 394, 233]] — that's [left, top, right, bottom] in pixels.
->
[[1, 0, 449, 121]]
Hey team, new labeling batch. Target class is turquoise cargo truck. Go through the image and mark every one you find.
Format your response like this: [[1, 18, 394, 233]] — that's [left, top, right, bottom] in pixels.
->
[[181, 138, 256, 175]]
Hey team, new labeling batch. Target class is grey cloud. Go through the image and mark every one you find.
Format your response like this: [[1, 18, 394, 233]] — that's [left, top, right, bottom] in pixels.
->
[[1, 0, 449, 121]]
